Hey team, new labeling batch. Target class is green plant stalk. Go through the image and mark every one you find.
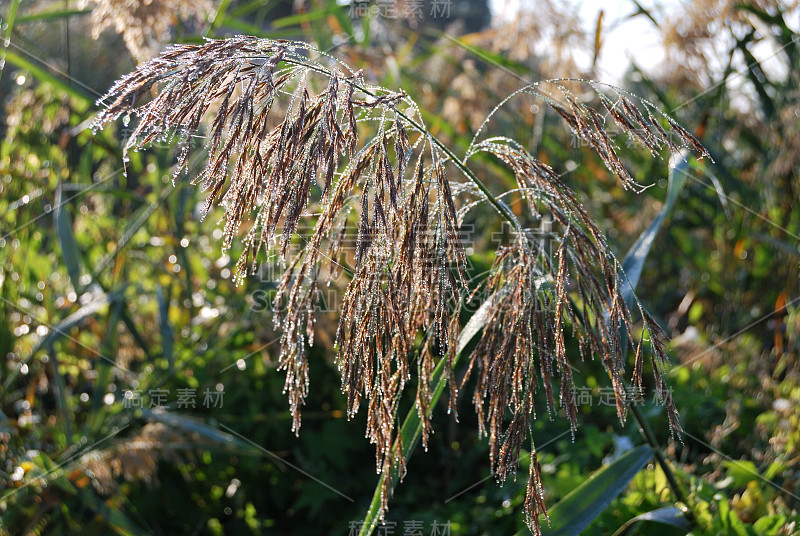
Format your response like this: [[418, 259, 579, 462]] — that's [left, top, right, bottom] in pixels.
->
[[629, 403, 695, 521], [358, 339, 454, 535]]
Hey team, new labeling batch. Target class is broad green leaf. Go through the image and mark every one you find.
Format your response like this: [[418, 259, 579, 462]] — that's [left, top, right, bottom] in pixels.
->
[[763, 460, 787, 481], [610, 506, 690, 536], [539, 445, 654, 536], [753, 514, 789, 535], [722, 460, 760, 488], [620, 154, 690, 307]]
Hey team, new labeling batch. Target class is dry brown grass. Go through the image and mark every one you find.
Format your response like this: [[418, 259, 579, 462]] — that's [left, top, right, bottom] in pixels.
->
[[82, 0, 215, 62]]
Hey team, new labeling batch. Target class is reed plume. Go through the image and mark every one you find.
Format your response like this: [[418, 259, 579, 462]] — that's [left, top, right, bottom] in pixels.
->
[[83, 0, 214, 62], [93, 36, 709, 534]]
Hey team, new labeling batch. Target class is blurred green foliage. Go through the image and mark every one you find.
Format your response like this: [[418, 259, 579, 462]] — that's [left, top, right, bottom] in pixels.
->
[[1, 0, 798, 534]]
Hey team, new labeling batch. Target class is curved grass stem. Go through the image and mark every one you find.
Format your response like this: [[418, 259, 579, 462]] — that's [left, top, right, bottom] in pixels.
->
[[629, 403, 696, 524], [282, 57, 521, 231]]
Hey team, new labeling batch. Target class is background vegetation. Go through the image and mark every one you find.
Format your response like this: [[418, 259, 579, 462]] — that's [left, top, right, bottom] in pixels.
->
[[1, 0, 798, 534]]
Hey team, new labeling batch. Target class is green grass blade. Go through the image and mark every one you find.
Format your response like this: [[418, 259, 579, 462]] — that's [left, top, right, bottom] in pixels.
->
[[2, 49, 95, 105], [25, 452, 150, 536], [358, 298, 495, 535], [205, 0, 234, 37], [737, 39, 776, 120], [139, 409, 261, 454], [14, 8, 91, 24], [627, 0, 660, 28], [271, 5, 343, 29], [55, 180, 85, 292], [50, 349, 75, 443], [156, 285, 174, 370], [3, 287, 126, 391], [0, 0, 22, 81], [216, 16, 267, 36], [90, 300, 124, 419], [228, 0, 277, 18], [538, 446, 654, 536], [1, 0, 21, 36], [90, 198, 161, 280], [736, 5, 798, 65], [51, 475, 150, 536], [431, 29, 532, 75]]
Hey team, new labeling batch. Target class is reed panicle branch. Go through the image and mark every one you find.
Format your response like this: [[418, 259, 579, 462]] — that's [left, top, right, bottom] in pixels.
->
[[93, 36, 709, 534]]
